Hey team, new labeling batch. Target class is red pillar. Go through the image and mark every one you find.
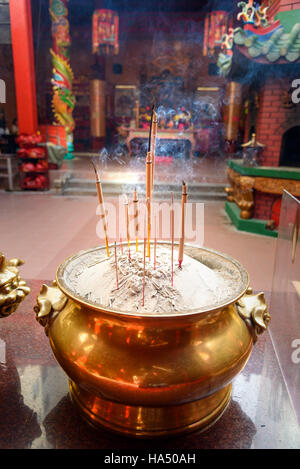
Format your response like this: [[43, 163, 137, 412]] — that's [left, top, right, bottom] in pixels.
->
[[9, 0, 38, 135]]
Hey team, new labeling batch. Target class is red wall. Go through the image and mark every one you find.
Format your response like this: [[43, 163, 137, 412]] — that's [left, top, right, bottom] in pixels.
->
[[253, 75, 300, 220], [256, 79, 285, 166], [253, 192, 280, 220], [277, 0, 300, 13], [256, 77, 300, 167]]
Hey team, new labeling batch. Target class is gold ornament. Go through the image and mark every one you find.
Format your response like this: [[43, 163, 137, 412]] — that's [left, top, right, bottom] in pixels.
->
[[0, 252, 30, 318]]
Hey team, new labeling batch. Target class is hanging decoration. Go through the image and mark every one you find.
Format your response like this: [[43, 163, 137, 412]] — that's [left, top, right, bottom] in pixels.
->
[[237, 1, 269, 27], [203, 11, 229, 57], [217, 27, 234, 76], [216, 0, 289, 76], [49, 0, 75, 159], [92, 9, 119, 56]]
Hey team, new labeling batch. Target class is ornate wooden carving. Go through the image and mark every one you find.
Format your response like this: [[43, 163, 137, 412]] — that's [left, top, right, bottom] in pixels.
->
[[254, 177, 300, 196], [225, 167, 255, 219], [226, 167, 300, 219]]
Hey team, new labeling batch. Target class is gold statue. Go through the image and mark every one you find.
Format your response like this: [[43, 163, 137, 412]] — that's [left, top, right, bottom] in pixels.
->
[[0, 252, 30, 318]]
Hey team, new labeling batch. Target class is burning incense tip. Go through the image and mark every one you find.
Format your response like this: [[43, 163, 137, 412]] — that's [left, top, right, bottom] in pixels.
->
[[91, 159, 98, 177], [148, 106, 155, 153], [151, 111, 158, 195]]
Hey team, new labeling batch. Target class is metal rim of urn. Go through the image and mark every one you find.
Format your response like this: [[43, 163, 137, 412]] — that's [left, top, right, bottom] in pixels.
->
[[55, 241, 250, 319]]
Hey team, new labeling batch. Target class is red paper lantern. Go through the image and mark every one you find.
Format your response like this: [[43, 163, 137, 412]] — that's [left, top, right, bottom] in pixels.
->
[[20, 162, 35, 173], [16, 132, 42, 147], [92, 9, 119, 56]]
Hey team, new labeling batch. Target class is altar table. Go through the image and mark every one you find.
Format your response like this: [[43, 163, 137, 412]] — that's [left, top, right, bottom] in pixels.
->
[[123, 128, 196, 158]]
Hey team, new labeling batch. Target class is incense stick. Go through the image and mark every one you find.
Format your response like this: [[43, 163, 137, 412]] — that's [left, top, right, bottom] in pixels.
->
[[133, 188, 139, 252], [91, 159, 110, 257], [154, 212, 157, 270], [146, 150, 152, 258], [171, 192, 174, 287], [178, 181, 187, 269], [146, 105, 155, 257], [143, 211, 147, 307], [148, 105, 155, 153], [123, 194, 129, 246], [151, 110, 158, 195], [147, 197, 152, 259], [123, 194, 131, 261], [114, 241, 119, 290]]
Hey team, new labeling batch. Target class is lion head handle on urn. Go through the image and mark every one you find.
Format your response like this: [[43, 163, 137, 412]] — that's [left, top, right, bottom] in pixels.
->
[[0, 252, 30, 318], [236, 287, 271, 343], [34, 281, 68, 335]]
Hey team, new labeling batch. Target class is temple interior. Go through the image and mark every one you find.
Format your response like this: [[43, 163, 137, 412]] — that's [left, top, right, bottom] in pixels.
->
[[0, 0, 300, 450]]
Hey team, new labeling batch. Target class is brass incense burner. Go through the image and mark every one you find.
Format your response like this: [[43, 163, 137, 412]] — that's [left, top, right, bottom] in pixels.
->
[[34, 243, 270, 438], [0, 252, 30, 318]]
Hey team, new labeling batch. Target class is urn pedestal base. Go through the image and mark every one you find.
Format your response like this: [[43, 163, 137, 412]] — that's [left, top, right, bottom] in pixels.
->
[[69, 380, 232, 438]]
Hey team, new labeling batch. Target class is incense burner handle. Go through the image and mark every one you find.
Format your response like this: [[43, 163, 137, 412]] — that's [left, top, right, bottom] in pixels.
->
[[236, 287, 270, 344], [34, 280, 68, 336]]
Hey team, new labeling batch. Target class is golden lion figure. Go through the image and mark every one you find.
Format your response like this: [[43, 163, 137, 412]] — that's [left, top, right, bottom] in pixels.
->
[[0, 252, 30, 318]]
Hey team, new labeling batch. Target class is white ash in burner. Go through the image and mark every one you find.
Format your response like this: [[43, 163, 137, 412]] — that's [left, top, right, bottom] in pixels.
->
[[65, 245, 237, 315]]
